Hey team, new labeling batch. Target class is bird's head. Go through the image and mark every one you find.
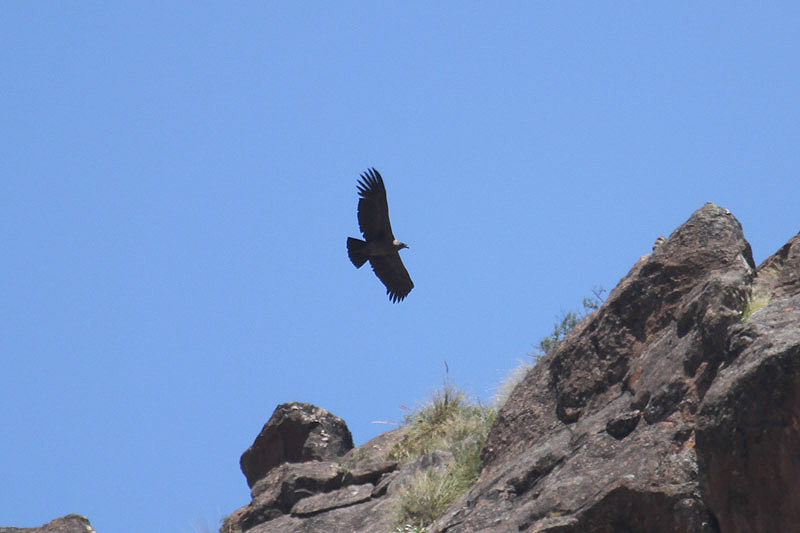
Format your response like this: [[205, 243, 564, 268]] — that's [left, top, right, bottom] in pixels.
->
[[393, 239, 409, 250]]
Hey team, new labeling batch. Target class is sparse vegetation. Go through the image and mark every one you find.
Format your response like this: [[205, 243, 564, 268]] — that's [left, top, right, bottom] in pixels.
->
[[493, 358, 533, 408], [390, 383, 493, 462], [395, 468, 461, 529], [390, 380, 495, 529], [533, 287, 605, 359], [741, 288, 770, 322], [390, 291, 606, 528], [218, 515, 241, 533], [494, 288, 606, 408]]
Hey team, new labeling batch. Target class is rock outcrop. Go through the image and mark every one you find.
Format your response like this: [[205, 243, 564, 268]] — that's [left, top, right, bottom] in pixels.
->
[[224, 402, 420, 532], [240, 402, 354, 489], [0, 514, 96, 533], [223, 404, 466, 533], [224, 203, 800, 533]]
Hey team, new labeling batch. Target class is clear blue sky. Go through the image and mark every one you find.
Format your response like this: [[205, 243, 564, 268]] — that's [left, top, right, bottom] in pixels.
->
[[2, 3, 798, 532]]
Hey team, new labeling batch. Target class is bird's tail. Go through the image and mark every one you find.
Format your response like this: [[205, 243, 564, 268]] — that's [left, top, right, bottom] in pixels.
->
[[347, 238, 369, 268]]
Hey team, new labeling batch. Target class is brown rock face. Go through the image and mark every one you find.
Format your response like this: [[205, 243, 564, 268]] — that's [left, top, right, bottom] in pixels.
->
[[754, 233, 800, 299], [228, 461, 349, 531], [239, 402, 354, 488], [430, 203, 794, 532], [0, 515, 96, 533], [222, 428, 409, 533], [695, 233, 800, 533]]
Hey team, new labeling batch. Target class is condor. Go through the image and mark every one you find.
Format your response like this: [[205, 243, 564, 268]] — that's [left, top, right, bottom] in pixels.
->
[[347, 168, 414, 303]]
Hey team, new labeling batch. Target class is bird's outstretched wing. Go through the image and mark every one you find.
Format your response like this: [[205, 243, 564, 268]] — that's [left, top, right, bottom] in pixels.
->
[[369, 253, 414, 303], [356, 168, 395, 242]]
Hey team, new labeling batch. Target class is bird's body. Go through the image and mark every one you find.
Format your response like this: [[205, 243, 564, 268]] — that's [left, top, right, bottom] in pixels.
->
[[347, 168, 413, 303]]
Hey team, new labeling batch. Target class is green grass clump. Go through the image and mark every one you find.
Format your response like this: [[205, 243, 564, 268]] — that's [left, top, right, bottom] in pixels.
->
[[395, 468, 462, 529], [390, 383, 495, 529], [391, 384, 493, 461], [741, 289, 770, 322]]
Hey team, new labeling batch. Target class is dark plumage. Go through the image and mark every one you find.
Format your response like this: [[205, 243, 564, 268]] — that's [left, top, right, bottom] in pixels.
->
[[347, 168, 414, 302]]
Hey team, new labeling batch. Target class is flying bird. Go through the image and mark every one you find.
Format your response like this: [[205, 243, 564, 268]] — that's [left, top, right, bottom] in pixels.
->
[[347, 168, 414, 302]]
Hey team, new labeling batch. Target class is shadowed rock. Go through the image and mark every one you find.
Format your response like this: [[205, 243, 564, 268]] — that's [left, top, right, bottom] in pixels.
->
[[695, 231, 800, 533], [228, 461, 348, 531], [291, 483, 374, 516]]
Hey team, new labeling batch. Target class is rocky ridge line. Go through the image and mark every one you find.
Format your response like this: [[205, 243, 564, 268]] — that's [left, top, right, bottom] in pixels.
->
[[224, 203, 800, 533]]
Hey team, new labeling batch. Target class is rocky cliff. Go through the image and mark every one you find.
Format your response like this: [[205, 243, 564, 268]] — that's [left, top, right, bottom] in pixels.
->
[[223, 203, 800, 533], [432, 203, 800, 533]]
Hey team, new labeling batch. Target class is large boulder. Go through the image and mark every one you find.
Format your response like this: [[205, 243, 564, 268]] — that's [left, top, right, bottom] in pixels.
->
[[222, 427, 408, 533], [239, 402, 354, 488]]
